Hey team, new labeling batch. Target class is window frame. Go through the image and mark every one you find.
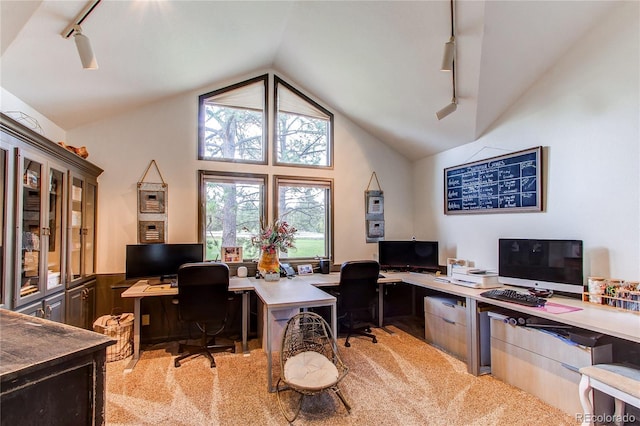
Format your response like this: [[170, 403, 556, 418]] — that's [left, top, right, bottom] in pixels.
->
[[198, 170, 268, 262], [273, 75, 334, 170], [273, 175, 334, 262], [198, 74, 269, 165]]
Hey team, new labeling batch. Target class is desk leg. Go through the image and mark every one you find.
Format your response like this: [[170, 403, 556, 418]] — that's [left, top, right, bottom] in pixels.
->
[[465, 297, 481, 376], [266, 306, 273, 392], [242, 291, 249, 354], [331, 301, 337, 341], [124, 297, 141, 372], [378, 283, 384, 328]]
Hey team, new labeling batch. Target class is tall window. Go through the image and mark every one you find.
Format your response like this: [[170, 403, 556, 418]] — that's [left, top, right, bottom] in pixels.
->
[[275, 176, 333, 260], [199, 75, 268, 164], [199, 171, 267, 261], [274, 76, 333, 168]]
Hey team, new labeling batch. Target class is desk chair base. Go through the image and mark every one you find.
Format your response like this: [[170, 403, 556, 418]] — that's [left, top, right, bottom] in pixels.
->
[[341, 314, 377, 347], [174, 328, 235, 368]]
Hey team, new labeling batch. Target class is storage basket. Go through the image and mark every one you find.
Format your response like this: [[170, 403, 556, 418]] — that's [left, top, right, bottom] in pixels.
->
[[93, 313, 134, 362]]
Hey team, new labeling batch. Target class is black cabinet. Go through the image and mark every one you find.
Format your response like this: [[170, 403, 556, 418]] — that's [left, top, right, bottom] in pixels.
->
[[0, 310, 113, 425], [66, 280, 96, 329]]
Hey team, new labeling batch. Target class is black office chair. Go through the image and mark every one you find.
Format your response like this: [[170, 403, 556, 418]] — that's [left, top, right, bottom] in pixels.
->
[[174, 262, 236, 368], [336, 260, 380, 347]]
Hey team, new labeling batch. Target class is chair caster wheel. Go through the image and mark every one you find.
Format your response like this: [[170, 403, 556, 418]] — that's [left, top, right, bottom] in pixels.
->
[[174, 360, 181, 368], [372, 337, 378, 343], [344, 341, 351, 347]]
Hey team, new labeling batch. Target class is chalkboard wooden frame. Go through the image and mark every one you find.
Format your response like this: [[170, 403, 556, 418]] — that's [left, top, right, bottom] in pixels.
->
[[444, 146, 542, 215]]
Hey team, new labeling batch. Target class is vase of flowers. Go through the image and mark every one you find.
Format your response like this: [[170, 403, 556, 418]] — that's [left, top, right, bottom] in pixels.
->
[[250, 219, 297, 278]]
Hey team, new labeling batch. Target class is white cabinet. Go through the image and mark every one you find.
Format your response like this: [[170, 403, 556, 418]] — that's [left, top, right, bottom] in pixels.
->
[[424, 295, 468, 360], [489, 313, 612, 416]]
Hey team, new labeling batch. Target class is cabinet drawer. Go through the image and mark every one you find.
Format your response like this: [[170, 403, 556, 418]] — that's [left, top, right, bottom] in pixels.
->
[[491, 337, 584, 415], [424, 296, 466, 326], [490, 318, 611, 368], [424, 312, 466, 360]]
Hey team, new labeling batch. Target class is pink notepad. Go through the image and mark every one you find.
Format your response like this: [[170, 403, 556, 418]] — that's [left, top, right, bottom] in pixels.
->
[[532, 302, 582, 314]]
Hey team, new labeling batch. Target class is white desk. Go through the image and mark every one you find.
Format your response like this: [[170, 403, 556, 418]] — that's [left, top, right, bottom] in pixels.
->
[[121, 271, 640, 387], [121, 277, 253, 372], [252, 278, 337, 392]]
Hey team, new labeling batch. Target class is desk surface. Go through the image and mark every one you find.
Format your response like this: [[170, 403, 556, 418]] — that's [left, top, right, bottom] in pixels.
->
[[121, 271, 640, 344]]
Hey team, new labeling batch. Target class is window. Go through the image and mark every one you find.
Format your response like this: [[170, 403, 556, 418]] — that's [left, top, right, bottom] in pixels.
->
[[275, 176, 333, 260], [198, 75, 268, 164], [199, 171, 267, 261], [274, 76, 333, 168]]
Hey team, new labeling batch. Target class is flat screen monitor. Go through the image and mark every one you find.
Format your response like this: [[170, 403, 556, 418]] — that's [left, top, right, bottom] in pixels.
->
[[498, 239, 583, 296], [378, 240, 439, 272], [125, 243, 204, 280]]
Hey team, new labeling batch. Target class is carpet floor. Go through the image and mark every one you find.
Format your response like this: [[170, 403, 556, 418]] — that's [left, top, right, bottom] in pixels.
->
[[105, 325, 575, 425]]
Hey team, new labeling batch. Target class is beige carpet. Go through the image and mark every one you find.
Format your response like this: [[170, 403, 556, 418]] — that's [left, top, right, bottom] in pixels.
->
[[106, 326, 575, 425]]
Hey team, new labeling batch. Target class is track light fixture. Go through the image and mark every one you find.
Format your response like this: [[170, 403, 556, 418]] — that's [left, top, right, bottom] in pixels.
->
[[436, 0, 457, 120], [61, 0, 102, 70], [436, 98, 457, 120], [441, 36, 455, 72], [73, 25, 98, 69]]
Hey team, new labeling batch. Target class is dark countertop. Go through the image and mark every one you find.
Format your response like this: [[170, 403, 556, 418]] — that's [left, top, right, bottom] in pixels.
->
[[0, 309, 114, 381]]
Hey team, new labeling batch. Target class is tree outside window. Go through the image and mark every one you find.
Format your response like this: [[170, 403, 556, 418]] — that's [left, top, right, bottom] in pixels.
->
[[275, 176, 333, 260], [199, 171, 266, 261], [199, 75, 267, 163]]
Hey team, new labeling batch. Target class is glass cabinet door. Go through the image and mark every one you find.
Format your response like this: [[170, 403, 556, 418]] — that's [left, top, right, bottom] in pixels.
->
[[70, 176, 83, 281], [0, 148, 6, 306], [46, 167, 65, 293], [83, 182, 96, 276], [19, 157, 43, 299]]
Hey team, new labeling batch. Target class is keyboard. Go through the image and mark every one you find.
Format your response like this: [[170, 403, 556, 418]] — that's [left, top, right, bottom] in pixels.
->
[[480, 289, 547, 307]]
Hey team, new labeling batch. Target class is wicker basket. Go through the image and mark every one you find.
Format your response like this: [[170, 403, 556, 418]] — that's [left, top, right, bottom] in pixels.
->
[[93, 313, 134, 362]]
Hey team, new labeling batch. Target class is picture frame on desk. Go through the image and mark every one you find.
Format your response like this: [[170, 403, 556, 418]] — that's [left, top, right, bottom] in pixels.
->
[[297, 264, 313, 275], [221, 246, 243, 263]]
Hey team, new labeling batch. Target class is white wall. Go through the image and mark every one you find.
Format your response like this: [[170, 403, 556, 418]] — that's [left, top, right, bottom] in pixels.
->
[[413, 2, 639, 281], [1, 87, 66, 142], [67, 71, 414, 273]]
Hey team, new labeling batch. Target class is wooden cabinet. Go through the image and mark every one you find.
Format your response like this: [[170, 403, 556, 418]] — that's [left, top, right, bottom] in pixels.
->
[[0, 113, 102, 324], [489, 312, 612, 416], [0, 309, 113, 426], [15, 292, 65, 323], [66, 279, 96, 329]]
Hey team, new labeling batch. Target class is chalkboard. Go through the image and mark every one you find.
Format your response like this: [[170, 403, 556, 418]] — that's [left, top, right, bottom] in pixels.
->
[[444, 146, 542, 214]]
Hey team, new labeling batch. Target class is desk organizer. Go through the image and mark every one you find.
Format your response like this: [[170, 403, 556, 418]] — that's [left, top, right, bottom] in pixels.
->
[[583, 277, 640, 313]]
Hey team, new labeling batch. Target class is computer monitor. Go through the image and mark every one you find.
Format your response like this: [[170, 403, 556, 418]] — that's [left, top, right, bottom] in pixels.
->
[[125, 243, 204, 280], [378, 240, 439, 272], [498, 238, 583, 296]]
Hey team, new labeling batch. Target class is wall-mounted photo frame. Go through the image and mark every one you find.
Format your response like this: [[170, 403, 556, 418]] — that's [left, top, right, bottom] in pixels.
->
[[297, 264, 313, 275], [221, 246, 243, 263]]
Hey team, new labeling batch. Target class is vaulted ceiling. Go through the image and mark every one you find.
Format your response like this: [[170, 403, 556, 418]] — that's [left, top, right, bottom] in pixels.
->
[[0, 0, 618, 159]]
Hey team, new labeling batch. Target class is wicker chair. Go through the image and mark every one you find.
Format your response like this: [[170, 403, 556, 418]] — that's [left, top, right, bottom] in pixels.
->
[[276, 312, 351, 422]]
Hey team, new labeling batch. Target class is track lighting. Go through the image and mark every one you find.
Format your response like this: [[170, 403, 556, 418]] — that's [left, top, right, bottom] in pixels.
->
[[61, 0, 101, 70], [436, 98, 457, 120], [436, 0, 457, 120], [441, 36, 455, 72], [73, 25, 98, 69]]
